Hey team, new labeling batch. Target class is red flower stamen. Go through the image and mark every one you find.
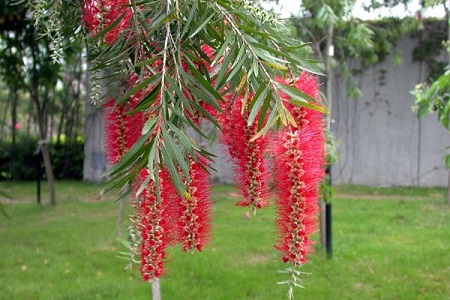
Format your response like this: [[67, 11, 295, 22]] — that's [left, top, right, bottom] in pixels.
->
[[220, 94, 269, 211], [176, 155, 212, 252], [83, 0, 132, 44], [273, 72, 325, 265], [103, 99, 142, 165], [134, 168, 177, 281]]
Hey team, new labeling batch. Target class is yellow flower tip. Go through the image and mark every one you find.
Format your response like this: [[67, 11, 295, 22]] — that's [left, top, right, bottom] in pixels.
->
[[183, 191, 195, 202]]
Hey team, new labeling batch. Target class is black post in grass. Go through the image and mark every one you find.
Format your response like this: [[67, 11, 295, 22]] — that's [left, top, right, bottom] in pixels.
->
[[325, 166, 332, 259], [325, 202, 332, 258], [36, 156, 42, 205]]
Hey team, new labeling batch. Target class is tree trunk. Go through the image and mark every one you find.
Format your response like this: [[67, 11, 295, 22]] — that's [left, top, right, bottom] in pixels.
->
[[83, 68, 106, 182], [41, 142, 56, 205], [10, 85, 17, 180], [32, 80, 56, 206], [151, 279, 162, 300], [321, 23, 334, 248], [1, 91, 10, 139]]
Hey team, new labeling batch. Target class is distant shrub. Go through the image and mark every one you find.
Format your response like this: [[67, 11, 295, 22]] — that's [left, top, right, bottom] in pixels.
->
[[0, 136, 83, 180]]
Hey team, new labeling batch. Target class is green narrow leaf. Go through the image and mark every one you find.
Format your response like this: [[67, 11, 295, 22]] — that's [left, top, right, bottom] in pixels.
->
[[258, 92, 272, 130], [213, 33, 233, 66], [250, 107, 279, 142], [118, 75, 159, 104], [130, 83, 161, 114], [135, 57, 162, 68], [188, 13, 216, 38], [135, 172, 153, 197], [247, 84, 268, 126], [166, 122, 200, 153], [185, 58, 223, 101], [165, 75, 188, 102], [142, 117, 159, 135], [288, 100, 328, 114], [146, 133, 160, 182], [107, 131, 152, 176], [277, 83, 316, 103], [181, 0, 199, 37], [250, 41, 289, 60], [215, 43, 238, 89], [160, 144, 185, 196], [161, 127, 190, 180]]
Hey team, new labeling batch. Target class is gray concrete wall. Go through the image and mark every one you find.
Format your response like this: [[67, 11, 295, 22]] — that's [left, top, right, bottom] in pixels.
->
[[209, 35, 449, 187], [331, 35, 448, 187]]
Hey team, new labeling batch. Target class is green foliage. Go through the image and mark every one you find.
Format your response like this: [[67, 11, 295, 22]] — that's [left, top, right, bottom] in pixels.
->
[[67, 0, 322, 197], [1, 182, 449, 299], [412, 20, 448, 81], [413, 40, 450, 168], [0, 137, 84, 180], [0, 136, 39, 180]]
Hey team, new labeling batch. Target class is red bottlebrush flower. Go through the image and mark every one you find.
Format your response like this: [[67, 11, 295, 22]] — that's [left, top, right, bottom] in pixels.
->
[[103, 98, 143, 165], [82, 0, 131, 44], [220, 94, 269, 211], [176, 155, 213, 252], [134, 168, 177, 281], [272, 72, 325, 266]]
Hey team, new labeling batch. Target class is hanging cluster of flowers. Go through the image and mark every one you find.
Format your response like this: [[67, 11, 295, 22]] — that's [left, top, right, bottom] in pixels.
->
[[84, 0, 214, 282], [82, 0, 326, 294]]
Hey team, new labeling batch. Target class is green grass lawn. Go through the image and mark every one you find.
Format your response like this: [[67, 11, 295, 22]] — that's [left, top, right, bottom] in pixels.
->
[[0, 181, 449, 300]]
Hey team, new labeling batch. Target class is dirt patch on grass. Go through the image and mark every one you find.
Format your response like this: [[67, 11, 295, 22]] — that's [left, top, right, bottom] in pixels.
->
[[233, 253, 271, 267], [336, 194, 442, 201]]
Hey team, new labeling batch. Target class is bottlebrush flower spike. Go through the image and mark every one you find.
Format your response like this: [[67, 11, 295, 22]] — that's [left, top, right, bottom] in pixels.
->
[[103, 98, 142, 165], [83, 0, 131, 44], [176, 155, 213, 252], [134, 168, 177, 281], [273, 72, 325, 266], [220, 94, 269, 212]]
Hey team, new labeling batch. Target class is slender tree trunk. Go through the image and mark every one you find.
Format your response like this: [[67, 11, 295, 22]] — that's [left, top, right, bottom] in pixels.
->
[[32, 80, 56, 205], [26, 101, 33, 136], [321, 23, 334, 248], [325, 24, 334, 130], [9, 86, 17, 180], [0, 92, 10, 139], [152, 279, 162, 300], [83, 67, 106, 182], [41, 142, 56, 205]]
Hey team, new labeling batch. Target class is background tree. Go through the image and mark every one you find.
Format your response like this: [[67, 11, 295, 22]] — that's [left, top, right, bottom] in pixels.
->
[[413, 0, 450, 203], [0, 0, 59, 205], [0, 1, 87, 201]]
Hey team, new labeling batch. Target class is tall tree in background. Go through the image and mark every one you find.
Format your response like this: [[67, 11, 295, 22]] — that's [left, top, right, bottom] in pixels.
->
[[413, 0, 450, 203], [0, 0, 60, 205]]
